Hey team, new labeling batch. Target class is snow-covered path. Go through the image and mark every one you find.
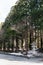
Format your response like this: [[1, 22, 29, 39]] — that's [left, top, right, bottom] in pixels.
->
[[0, 54, 43, 65]]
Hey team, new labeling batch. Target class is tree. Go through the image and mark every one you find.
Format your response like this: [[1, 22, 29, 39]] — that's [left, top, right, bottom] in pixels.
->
[[2, 0, 43, 52], [29, 0, 43, 48]]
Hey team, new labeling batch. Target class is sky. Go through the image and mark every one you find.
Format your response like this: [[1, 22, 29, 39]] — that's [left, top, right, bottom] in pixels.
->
[[0, 0, 18, 23]]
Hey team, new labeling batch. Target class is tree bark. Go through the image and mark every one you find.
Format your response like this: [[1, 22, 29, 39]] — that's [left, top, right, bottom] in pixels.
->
[[16, 37, 19, 52]]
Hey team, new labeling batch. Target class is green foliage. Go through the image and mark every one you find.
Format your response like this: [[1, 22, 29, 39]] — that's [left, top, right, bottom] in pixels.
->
[[2, 0, 43, 42]]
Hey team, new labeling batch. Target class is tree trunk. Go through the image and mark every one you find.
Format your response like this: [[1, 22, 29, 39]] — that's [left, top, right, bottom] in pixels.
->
[[16, 37, 19, 52], [3, 40, 5, 51], [20, 39, 23, 53], [21, 39, 23, 50], [12, 35, 14, 52], [7, 41, 10, 51], [25, 30, 28, 55], [29, 32, 32, 50]]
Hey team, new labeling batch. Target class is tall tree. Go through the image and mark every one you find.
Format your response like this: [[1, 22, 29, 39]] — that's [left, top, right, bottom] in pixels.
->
[[2, 0, 43, 52]]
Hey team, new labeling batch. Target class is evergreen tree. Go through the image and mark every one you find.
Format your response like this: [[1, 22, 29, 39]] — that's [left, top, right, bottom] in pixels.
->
[[2, 0, 43, 52]]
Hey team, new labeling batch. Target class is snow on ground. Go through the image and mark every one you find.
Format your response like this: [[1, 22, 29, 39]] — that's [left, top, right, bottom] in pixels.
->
[[9, 50, 43, 57], [0, 54, 43, 65]]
